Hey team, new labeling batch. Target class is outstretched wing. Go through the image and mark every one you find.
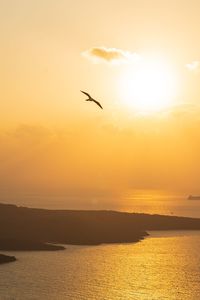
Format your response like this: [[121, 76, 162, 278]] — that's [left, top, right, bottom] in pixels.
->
[[93, 99, 103, 109], [80, 90, 91, 98]]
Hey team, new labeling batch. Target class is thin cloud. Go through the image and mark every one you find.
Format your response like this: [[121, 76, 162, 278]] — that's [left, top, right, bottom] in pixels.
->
[[82, 46, 141, 65], [185, 60, 200, 72]]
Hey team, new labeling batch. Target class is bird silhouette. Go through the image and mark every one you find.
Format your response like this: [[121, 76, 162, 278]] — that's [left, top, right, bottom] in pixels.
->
[[80, 90, 103, 109]]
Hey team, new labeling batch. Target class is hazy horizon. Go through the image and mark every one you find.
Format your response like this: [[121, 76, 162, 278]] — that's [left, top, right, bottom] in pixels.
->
[[1, 0, 200, 208]]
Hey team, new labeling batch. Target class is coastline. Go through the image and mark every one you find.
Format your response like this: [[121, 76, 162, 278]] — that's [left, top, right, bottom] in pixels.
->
[[0, 239, 65, 251], [0, 254, 16, 264], [1, 202, 200, 248]]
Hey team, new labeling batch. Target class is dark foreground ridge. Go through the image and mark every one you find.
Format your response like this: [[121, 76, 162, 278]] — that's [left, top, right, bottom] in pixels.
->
[[1, 203, 200, 248], [0, 254, 16, 264]]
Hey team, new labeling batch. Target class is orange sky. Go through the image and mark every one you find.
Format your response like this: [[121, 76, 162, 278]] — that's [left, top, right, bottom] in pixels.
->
[[1, 0, 200, 204]]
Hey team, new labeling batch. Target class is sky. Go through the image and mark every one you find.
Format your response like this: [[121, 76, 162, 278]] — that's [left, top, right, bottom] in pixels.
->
[[1, 0, 200, 207]]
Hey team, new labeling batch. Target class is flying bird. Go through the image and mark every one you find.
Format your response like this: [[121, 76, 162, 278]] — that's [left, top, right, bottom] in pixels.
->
[[80, 90, 103, 109]]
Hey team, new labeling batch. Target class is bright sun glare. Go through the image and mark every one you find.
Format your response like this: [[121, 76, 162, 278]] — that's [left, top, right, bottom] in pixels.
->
[[118, 59, 178, 113]]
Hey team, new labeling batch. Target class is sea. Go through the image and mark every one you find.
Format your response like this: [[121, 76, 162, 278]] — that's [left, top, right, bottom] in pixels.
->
[[1, 189, 200, 218], [1, 190, 200, 299], [0, 231, 200, 299]]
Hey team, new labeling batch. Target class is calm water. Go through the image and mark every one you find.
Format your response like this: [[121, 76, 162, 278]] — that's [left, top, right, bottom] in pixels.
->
[[1, 231, 200, 299], [1, 191, 200, 218]]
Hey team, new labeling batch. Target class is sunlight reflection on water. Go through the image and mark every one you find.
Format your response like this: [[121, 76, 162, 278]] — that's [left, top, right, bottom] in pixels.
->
[[119, 189, 200, 218], [0, 231, 200, 299], [1, 189, 200, 218]]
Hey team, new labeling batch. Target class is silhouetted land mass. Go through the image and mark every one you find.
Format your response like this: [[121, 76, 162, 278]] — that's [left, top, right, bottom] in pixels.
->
[[1, 203, 200, 248], [0, 254, 16, 264]]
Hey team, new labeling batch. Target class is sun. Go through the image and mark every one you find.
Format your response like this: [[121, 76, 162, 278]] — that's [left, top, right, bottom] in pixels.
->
[[118, 59, 178, 113]]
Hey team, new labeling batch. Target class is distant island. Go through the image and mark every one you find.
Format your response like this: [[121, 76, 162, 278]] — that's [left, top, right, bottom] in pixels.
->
[[0, 254, 16, 264], [2, 202, 200, 264], [1, 203, 200, 248], [188, 195, 200, 200]]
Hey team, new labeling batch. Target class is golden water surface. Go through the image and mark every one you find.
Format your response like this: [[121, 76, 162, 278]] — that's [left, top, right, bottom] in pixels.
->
[[0, 231, 200, 299]]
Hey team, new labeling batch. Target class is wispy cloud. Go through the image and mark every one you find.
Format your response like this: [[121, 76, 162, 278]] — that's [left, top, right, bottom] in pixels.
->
[[82, 46, 141, 65], [185, 60, 200, 72]]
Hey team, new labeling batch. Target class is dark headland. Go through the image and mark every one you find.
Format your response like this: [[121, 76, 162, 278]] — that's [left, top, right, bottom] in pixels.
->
[[1, 203, 200, 249], [0, 239, 65, 251], [0, 254, 16, 264]]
